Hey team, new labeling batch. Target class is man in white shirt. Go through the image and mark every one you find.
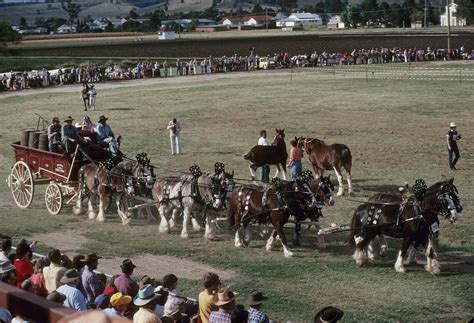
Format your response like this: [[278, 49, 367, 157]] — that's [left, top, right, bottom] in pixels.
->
[[258, 130, 270, 183], [167, 118, 182, 155]]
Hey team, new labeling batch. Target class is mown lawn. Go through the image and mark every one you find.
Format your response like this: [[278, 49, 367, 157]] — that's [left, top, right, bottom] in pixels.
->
[[0, 66, 472, 321]]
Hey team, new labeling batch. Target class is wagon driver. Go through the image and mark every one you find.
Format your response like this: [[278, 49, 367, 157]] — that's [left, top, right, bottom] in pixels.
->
[[47, 117, 61, 152], [447, 122, 461, 170]]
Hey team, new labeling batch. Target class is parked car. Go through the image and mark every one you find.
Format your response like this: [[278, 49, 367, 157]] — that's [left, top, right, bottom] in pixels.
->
[[258, 57, 276, 69]]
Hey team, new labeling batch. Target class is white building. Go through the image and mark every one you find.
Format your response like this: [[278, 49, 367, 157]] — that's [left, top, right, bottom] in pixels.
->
[[276, 12, 322, 28], [440, 2, 466, 26], [158, 31, 176, 40], [56, 24, 77, 33], [327, 15, 345, 29]]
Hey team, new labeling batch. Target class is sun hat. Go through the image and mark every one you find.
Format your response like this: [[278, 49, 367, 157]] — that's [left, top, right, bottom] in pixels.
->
[[110, 292, 132, 307], [215, 288, 239, 306], [120, 259, 136, 271], [46, 291, 67, 304], [313, 306, 344, 323], [80, 253, 102, 263], [60, 269, 80, 284], [134, 284, 159, 306], [450, 122, 456, 128], [64, 116, 74, 122], [246, 291, 268, 306], [0, 260, 15, 274]]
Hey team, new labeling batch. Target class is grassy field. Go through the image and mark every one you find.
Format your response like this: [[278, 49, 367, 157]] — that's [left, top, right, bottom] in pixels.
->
[[0, 65, 473, 321]]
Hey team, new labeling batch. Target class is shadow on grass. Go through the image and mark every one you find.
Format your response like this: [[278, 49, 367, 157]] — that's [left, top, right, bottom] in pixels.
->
[[108, 107, 135, 111]]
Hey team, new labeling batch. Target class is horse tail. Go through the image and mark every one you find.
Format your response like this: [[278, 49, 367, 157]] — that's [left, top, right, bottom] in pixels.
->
[[341, 145, 352, 173]]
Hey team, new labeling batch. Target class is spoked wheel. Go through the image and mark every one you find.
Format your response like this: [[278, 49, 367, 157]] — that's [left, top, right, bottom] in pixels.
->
[[9, 161, 34, 209], [45, 183, 63, 215]]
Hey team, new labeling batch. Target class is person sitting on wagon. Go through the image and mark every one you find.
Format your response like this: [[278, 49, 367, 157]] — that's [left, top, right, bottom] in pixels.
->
[[61, 116, 90, 156], [96, 115, 119, 156], [47, 117, 62, 152], [81, 115, 97, 143]]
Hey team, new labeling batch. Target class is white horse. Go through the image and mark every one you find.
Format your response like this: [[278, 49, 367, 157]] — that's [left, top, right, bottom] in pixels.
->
[[152, 171, 230, 239]]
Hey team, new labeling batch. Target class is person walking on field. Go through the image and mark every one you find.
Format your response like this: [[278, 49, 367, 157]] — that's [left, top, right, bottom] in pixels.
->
[[81, 83, 90, 111], [287, 139, 303, 181], [258, 130, 270, 183], [447, 122, 461, 170], [88, 84, 97, 111], [167, 118, 182, 155]]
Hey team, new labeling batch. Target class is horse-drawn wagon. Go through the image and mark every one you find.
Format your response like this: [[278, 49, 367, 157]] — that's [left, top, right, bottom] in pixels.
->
[[7, 137, 90, 215]]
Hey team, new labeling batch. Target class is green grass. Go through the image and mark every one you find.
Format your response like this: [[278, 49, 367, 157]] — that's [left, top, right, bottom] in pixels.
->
[[0, 65, 473, 321]]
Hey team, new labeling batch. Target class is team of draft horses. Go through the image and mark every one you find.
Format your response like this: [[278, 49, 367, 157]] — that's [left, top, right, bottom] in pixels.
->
[[73, 129, 463, 276]]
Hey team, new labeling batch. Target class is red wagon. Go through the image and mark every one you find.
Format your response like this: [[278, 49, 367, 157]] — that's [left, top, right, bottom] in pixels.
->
[[7, 142, 90, 215]]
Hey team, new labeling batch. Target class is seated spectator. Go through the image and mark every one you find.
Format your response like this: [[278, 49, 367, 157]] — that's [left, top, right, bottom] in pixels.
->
[[103, 292, 132, 318], [163, 274, 196, 321], [0, 260, 16, 286], [61, 116, 90, 156], [96, 115, 119, 156], [232, 304, 248, 323], [13, 242, 33, 288], [153, 286, 169, 318], [0, 308, 12, 323], [72, 254, 85, 272], [43, 249, 67, 294], [246, 291, 269, 323], [81, 116, 97, 142], [57, 269, 87, 311], [313, 306, 344, 323], [139, 275, 157, 288], [208, 288, 239, 323], [133, 284, 161, 323], [103, 274, 119, 297], [198, 272, 221, 323], [29, 258, 48, 297], [0, 235, 12, 262], [46, 291, 67, 304], [114, 259, 139, 297], [21, 279, 34, 293], [95, 293, 110, 310], [80, 253, 104, 303]]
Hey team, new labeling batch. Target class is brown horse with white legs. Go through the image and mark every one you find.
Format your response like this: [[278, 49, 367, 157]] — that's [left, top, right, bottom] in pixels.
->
[[244, 129, 288, 181], [297, 137, 353, 196], [349, 179, 462, 275]]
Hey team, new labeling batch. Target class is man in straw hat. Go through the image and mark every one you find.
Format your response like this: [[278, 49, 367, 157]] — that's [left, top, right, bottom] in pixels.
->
[[446, 122, 461, 170], [114, 259, 139, 297], [246, 291, 269, 323], [80, 253, 103, 303], [133, 284, 162, 323], [56, 269, 87, 311], [103, 292, 132, 318], [208, 288, 239, 323], [313, 306, 344, 323]]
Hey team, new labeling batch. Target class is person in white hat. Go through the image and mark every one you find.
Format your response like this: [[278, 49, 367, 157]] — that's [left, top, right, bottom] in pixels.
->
[[446, 122, 461, 170], [133, 284, 162, 323]]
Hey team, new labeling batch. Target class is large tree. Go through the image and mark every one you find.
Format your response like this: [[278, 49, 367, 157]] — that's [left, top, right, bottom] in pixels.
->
[[456, 0, 474, 24], [61, 0, 81, 28], [0, 20, 21, 47]]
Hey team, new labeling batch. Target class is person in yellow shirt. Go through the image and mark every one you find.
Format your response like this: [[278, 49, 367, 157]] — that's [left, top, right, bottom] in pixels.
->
[[43, 249, 67, 294], [198, 272, 221, 323]]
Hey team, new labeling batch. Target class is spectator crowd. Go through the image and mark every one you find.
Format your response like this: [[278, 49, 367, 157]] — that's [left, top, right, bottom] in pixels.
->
[[1, 45, 472, 92], [0, 234, 343, 323]]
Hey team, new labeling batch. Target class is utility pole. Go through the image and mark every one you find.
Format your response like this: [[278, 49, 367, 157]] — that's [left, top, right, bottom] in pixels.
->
[[447, 0, 451, 53], [265, 6, 268, 32], [424, 0, 427, 29]]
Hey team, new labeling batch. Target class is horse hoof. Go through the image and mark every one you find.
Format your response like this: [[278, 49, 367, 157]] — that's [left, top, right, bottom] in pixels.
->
[[425, 265, 441, 276], [284, 251, 294, 258], [159, 227, 170, 234], [337, 191, 344, 197], [348, 190, 354, 196], [88, 212, 96, 220], [181, 232, 189, 239], [97, 217, 105, 223], [123, 218, 131, 225], [395, 266, 406, 273], [356, 258, 369, 267], [73, 207, 82, 215]]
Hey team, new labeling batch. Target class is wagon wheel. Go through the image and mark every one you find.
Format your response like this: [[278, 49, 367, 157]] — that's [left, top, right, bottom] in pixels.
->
[[9, 161, 34, 209], [45, 183, 63, 215]]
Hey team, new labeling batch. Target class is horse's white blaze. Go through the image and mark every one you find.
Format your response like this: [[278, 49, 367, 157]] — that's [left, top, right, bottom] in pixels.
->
[[333, 167, 344, 196], [266, 236, 274, 251], [394, 250, 406, 273]]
